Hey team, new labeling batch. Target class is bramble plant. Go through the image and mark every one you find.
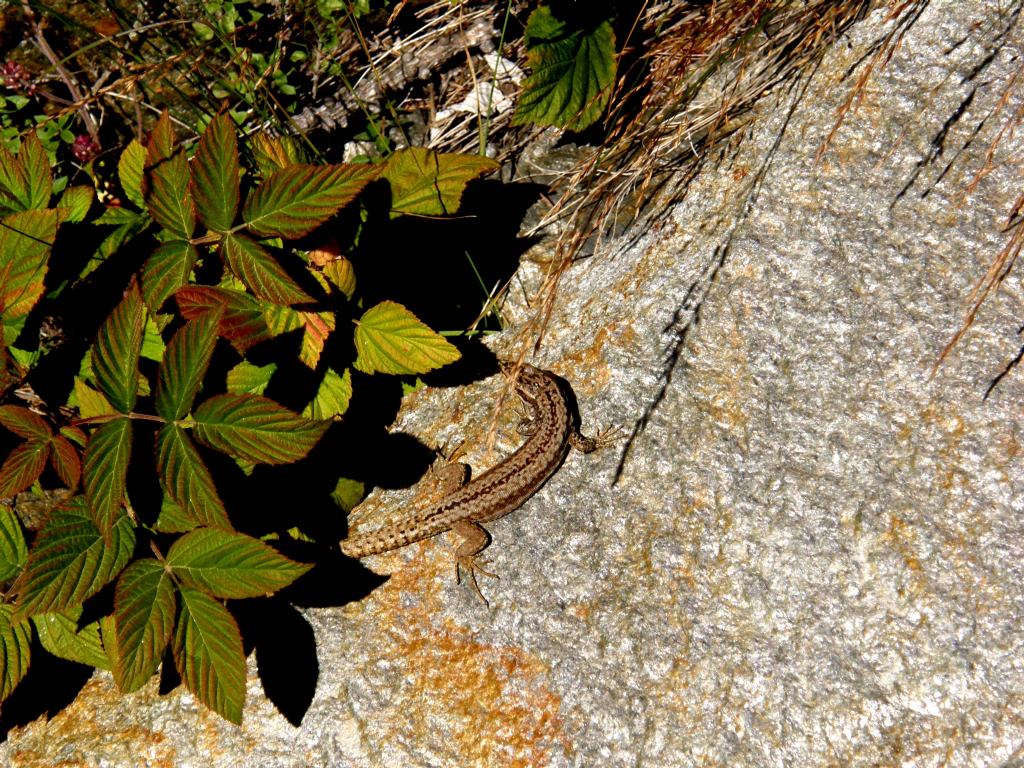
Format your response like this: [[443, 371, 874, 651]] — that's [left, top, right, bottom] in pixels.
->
[[512, 4, 618, 132], [0, 113, 497, 722]]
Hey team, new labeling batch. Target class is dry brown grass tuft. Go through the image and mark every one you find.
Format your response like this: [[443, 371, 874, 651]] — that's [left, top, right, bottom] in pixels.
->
[[504, 0, 929, 367]]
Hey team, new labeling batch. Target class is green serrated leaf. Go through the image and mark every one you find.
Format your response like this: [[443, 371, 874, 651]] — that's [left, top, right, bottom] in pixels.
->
[[33, 605, 110, 670], [155, 495, 198, 534], [192, 394, 328, 465], [304, 367, 351, 419], [57, 185, 94, 223], [221, 232, 311, 305], [512, 7, 616, 132], [353, 301, 461, 375], [92, 281, 145, 413], [14, 496, 135, 619], [0, 209, 59, 323], [0, 604, 31, 702], [83, 418, 132, 534], [144, 112, 196, 239], [118, 139, 147, 210], [191, 114, 240, 232], [173, 586, 245, 724], [0, 405, 51, 440], [156, 424, 231, 530], [0, 440, 49, 498], [0, 503, 27, 581], [168, 528, 311, 598], [250, 133, 306, 177], [113, 558, 176, 692], [155, 310, 221, 421], [383, 147, 498, 217], [93, 206, 142, 226], [242, 163, 378, 239], [226, 361, 276, 395], [141, 240, 198, 313]]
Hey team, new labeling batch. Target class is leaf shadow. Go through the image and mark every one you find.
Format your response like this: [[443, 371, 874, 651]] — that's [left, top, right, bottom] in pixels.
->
[[234, 597, 320, 727], [0, 637, 94, 741]]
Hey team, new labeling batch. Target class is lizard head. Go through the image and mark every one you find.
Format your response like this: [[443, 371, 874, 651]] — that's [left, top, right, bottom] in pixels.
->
[[499, 360, 552, 404]]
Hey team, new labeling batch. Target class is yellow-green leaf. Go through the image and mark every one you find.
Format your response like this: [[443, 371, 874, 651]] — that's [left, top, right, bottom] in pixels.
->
[[382, 147, 497, 217], [33, 605, 110, 671], [73, 378, 117, 420], [323, 256, 356, 300], [113, 558, 176, 692], [156, 424, 231, 530], [242, 163, 378, 239], [19, 130, 52, 210], [192, 394, 329, 465], [0, 141, 29, 215], [57, 185, 94, 223], [353, 300, 461, 375], [304, 367, 351, 420], [250, 133, 306, 177], [173, 586, 245, 724], [117, 139, 147, 210], [226, 361, 276, 395], [0, 209, 59, 323], [191, 114, 240, 232]]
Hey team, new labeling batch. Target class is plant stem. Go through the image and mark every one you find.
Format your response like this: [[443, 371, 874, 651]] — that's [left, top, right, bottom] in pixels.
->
[[22, 1, 101, 146]]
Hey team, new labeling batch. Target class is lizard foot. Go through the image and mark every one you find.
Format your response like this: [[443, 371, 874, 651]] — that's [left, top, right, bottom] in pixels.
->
[[455, 555, 498, 605]]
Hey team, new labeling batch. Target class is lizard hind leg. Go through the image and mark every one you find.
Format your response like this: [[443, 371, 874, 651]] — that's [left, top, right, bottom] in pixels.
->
[[451, 519, 498, 604]]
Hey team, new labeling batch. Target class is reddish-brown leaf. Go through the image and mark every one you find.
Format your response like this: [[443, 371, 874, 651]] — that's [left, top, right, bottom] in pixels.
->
[[0, 441, 49, 497], [49, 435, 81, 489], [0, 406, 51, 440], [175, 286, 270, 353]]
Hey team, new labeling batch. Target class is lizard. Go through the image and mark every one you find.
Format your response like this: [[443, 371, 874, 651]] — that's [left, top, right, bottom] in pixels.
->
[[339, 360, 612, 600]]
